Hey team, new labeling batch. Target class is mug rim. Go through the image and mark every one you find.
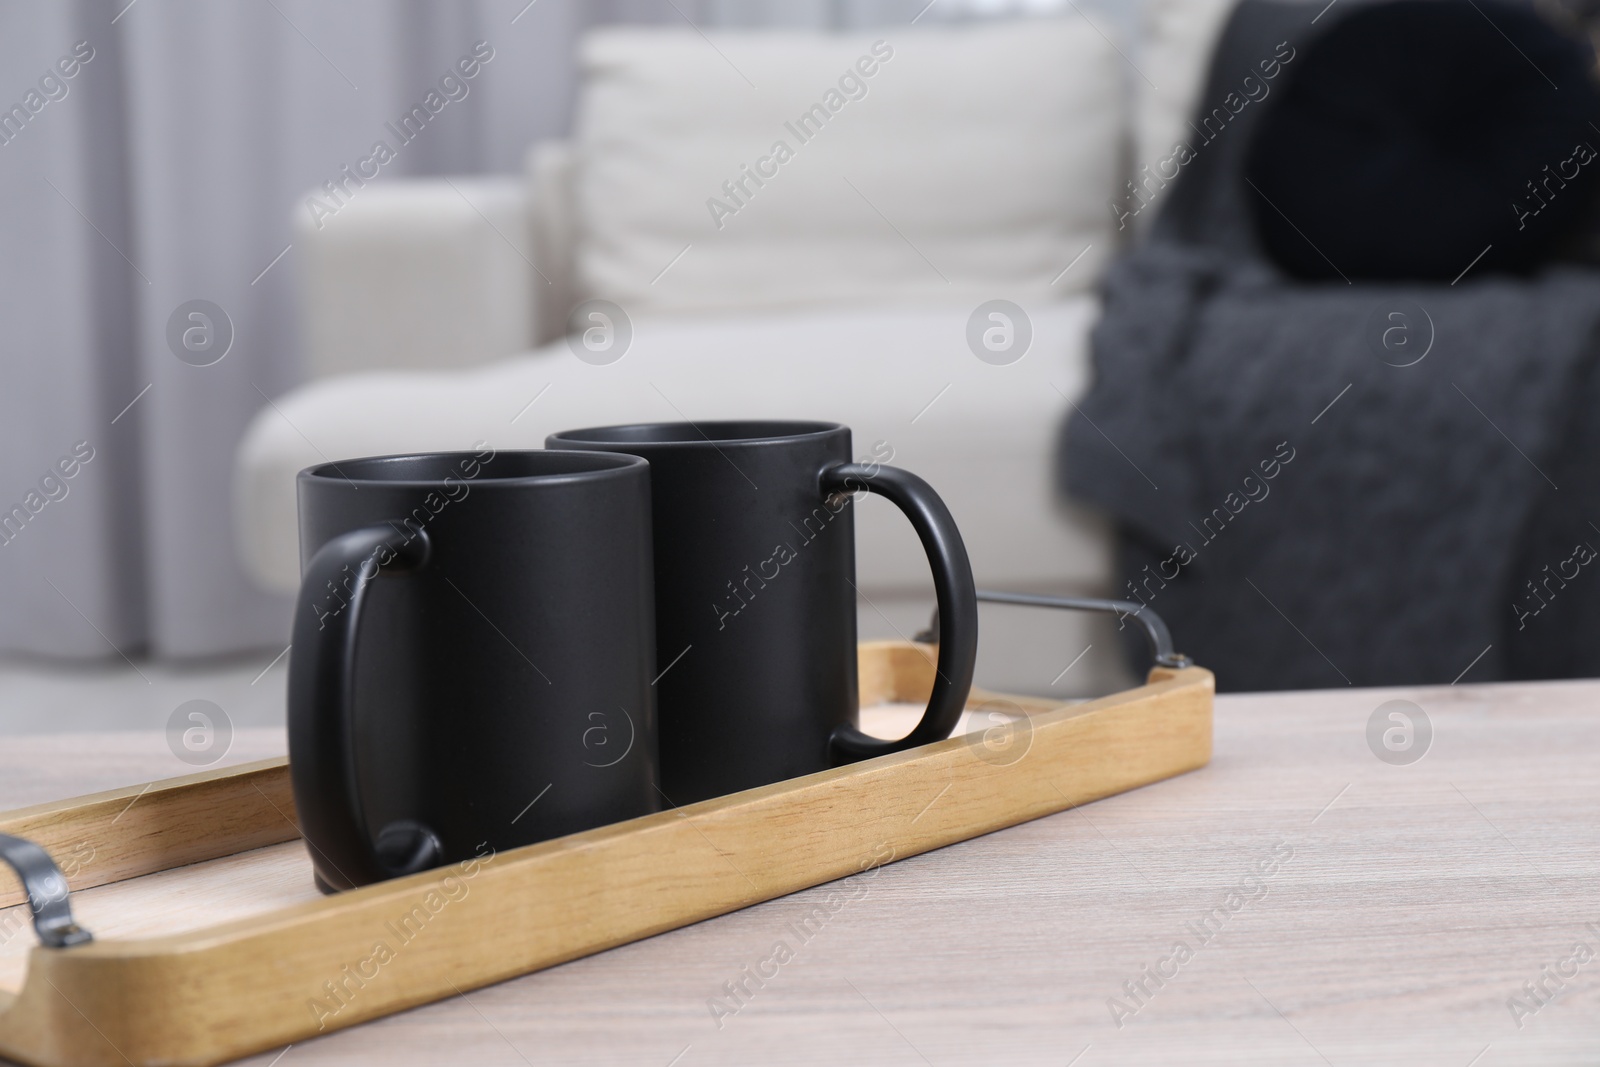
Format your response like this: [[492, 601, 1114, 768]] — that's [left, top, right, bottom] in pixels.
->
[[300, 449, 648, 489], [548, 420, 846, 449]]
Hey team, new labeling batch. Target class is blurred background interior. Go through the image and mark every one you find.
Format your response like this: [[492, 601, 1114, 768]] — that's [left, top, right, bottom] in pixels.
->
[[5, 0, 1600, 733]]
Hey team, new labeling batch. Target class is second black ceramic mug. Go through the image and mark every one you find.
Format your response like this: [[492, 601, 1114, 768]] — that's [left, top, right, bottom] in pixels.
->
[[289, 448, 659, 891], [548, 421, 978, 804]]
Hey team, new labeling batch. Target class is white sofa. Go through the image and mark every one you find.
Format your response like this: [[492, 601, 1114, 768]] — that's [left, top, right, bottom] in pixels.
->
[[235, 3, 1236, 696]]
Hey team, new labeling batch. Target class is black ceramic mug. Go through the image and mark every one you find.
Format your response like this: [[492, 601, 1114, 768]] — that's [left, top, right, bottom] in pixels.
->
[[547, 421, 978, 804], [289, 448, 659, 891]]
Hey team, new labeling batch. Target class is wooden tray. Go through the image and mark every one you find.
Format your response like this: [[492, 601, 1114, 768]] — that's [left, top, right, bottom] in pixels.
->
[[0, 641, 1212, 1067]]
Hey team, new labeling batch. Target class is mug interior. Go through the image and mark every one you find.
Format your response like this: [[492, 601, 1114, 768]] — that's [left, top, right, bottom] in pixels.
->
[[550, 420, 843, 446], [306, 449, 644, 485]]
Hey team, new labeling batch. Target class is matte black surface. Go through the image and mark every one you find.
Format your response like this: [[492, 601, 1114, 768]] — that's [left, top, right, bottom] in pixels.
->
[[549, 421, 977, 804], [289, 449, 658, 891]]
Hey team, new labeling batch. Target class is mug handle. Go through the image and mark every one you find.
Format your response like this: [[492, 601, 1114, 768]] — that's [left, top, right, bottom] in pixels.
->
[[288, 523, 440, 891], [820, 463, 978, 762]]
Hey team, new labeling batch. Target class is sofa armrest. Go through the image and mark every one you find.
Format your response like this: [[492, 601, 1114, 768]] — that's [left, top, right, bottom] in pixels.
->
[[294, 175, 545, 380], [526, 141, 578, 346]]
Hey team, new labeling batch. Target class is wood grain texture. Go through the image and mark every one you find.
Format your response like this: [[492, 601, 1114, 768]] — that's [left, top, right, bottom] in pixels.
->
[[0, 643, 1211, 1067], [9, 673, 1599, 1065], [0, 842, 317, 992], [0, 758, 296, 909]]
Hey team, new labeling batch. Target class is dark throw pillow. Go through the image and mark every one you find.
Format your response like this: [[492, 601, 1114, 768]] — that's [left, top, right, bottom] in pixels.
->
[[1244, 0, 1600, 281]]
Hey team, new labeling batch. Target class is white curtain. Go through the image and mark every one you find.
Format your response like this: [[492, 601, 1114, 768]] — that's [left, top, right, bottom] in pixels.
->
[[0, 0, 1122, 662]]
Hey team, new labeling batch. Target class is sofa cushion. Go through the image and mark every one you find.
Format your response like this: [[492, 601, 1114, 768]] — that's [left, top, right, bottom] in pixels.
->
[[570, 20, 1123, 314], [1132, 0, 1239, 228], [1245, 0, 1600, 280], [235, 300, 1113, 603]]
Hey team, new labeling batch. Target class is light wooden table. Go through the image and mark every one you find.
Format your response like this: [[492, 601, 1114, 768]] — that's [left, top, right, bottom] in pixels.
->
[[0, 678, 1596, 1066]]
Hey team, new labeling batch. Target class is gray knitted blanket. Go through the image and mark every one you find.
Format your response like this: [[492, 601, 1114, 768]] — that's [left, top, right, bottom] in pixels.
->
[[1061, 0, 1600, 690]]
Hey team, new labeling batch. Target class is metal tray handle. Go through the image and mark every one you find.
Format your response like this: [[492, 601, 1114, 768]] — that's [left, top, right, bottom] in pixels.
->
[[916, 590, 1192, 671], [0, 832, 93, 948]]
